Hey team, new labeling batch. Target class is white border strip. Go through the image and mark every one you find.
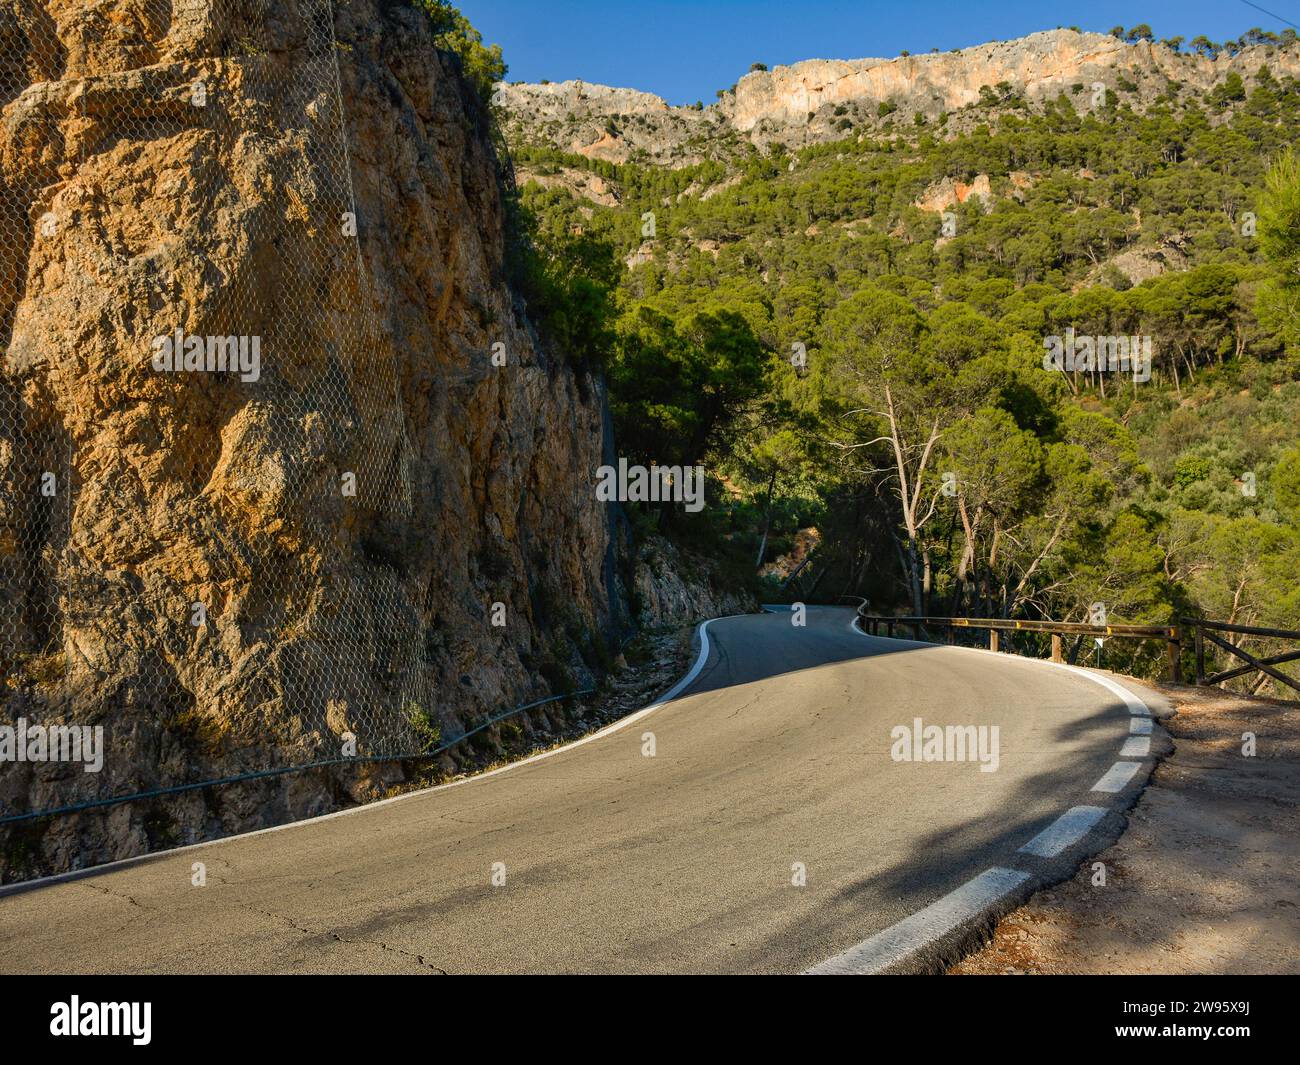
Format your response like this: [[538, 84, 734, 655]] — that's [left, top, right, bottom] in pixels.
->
[[1017, 805, 1107, 858], [805, 867, 1031, 975], [1120, 735, 1151, 758], [1091, 760, 1143, 793], [0, 615, 742, 898]]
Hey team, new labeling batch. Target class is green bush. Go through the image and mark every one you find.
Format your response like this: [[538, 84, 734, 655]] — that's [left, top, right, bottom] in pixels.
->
[[414, 1, 506, 105]]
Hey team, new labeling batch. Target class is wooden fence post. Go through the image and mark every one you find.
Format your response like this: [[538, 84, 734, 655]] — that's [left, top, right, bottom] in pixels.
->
[[1194, 624, 1205, 685], [1051, 633, 1063, 663], [1167, 626, 1182, 683], [989, 629, 999, 652]]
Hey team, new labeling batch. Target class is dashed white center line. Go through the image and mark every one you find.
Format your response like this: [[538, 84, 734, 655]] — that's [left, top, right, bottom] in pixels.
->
[[1091, 760, 1142, 793], [804, 867, 1032, 975], [1017, 805, 1108, 858]]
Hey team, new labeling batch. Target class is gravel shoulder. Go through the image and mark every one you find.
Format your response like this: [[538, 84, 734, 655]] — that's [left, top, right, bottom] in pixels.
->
[[949, 684, 1300, 975]]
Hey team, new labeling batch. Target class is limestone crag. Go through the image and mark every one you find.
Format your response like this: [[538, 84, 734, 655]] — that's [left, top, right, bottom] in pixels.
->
[[497, 29, 1300, 162], [0, 0, 620, 877]]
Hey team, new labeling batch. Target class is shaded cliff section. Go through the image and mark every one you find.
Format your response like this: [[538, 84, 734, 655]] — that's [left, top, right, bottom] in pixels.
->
[[0, 0, 635, 879]]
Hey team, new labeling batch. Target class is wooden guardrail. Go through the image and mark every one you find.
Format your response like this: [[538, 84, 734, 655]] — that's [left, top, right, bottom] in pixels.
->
[[1184, 617, 1300, 695], [854, 609, 1183, 681]]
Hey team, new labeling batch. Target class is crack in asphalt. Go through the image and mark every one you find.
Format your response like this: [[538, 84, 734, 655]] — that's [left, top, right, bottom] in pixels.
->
[[75, 880, 146, 912], [246, 904, 448, 974], [74, 880, 150, 935], [205, 868, 448, 973], [726, 691, 765, 719]]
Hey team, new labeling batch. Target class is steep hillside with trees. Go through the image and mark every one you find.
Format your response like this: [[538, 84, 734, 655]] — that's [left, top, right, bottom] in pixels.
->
[[502, 24, 1300, 687]]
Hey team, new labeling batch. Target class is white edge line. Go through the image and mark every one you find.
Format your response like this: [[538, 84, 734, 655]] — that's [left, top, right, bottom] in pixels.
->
[[1091, 760, 1143, 793], [0, 613, 747, 898], [1120, 735, 1151, 757], [1017, 805, 1108, 858], [852, 614, 1153, 715], [805, 867, 1032, 975]]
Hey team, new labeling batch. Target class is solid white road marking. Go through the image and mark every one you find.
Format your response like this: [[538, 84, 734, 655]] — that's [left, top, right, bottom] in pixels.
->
[[1130, 716, 1153, 734], [0, 615, 743, 898], [851, 615, 1155, 717], [1120, 735, 1151, 757], [1037, 658, 1152, 715], [1017, 805, 1108, 858], [1092, 760, 1143, 793], [804, 867, 1032, 975]]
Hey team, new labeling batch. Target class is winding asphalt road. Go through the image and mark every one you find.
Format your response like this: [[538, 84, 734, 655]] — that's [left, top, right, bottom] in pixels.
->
[[0, 606, 1165, 974]]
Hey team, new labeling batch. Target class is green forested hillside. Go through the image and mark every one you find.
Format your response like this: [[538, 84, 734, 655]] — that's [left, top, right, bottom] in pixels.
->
[[495, 22, 1300, 685]]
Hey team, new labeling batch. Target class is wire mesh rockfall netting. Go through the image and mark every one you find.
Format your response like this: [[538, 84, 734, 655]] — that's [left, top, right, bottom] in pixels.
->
[[0, 0, 447, 824]]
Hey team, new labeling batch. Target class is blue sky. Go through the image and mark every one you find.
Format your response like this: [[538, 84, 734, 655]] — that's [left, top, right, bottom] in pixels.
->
[[456, 0, 1299, 104]]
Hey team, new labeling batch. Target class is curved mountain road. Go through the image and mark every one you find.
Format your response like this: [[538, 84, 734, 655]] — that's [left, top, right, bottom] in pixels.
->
[[0, 606, 1166, 974]]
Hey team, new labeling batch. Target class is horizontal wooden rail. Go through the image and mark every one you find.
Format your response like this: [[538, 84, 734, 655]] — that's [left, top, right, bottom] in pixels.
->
[[851, 608, 1300, 694], [859, 615, 1174, 637], [856, 611, 1181, 681], [1184, 618, 1300, 640]]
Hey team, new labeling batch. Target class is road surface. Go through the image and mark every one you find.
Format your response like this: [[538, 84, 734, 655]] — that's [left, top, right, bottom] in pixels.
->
[[0, 606, 1160, 973]]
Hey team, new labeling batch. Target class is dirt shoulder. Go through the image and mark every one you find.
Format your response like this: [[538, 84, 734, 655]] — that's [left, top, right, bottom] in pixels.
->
[[950, 684, 1300, 975]]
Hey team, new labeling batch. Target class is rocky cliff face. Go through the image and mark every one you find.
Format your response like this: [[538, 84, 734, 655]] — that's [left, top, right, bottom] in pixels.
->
[[1, 0, 621, 877], [631, 534, 754, 630], [724, 30, 1300, 127], [496, 29, 1300, 162], [495, 77, 722, 166]]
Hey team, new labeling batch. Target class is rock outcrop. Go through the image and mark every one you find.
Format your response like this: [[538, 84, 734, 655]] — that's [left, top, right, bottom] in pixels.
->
[[723, 30, 1289, 127], [913, 174, 994, 213], [632, 534, 755, 630], [495, 78, 721, 166], [1, 0, 623, 877]]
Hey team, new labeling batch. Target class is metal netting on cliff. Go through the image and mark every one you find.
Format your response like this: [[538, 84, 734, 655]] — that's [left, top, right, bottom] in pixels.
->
[[0, 0, 459, 833]]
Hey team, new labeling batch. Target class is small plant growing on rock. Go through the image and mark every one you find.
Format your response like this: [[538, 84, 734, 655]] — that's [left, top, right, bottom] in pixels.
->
[[404, 701, 442, 753]]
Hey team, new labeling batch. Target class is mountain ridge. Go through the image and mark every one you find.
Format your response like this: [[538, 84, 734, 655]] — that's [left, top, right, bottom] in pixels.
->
[[494, 28, 1300, 164]]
